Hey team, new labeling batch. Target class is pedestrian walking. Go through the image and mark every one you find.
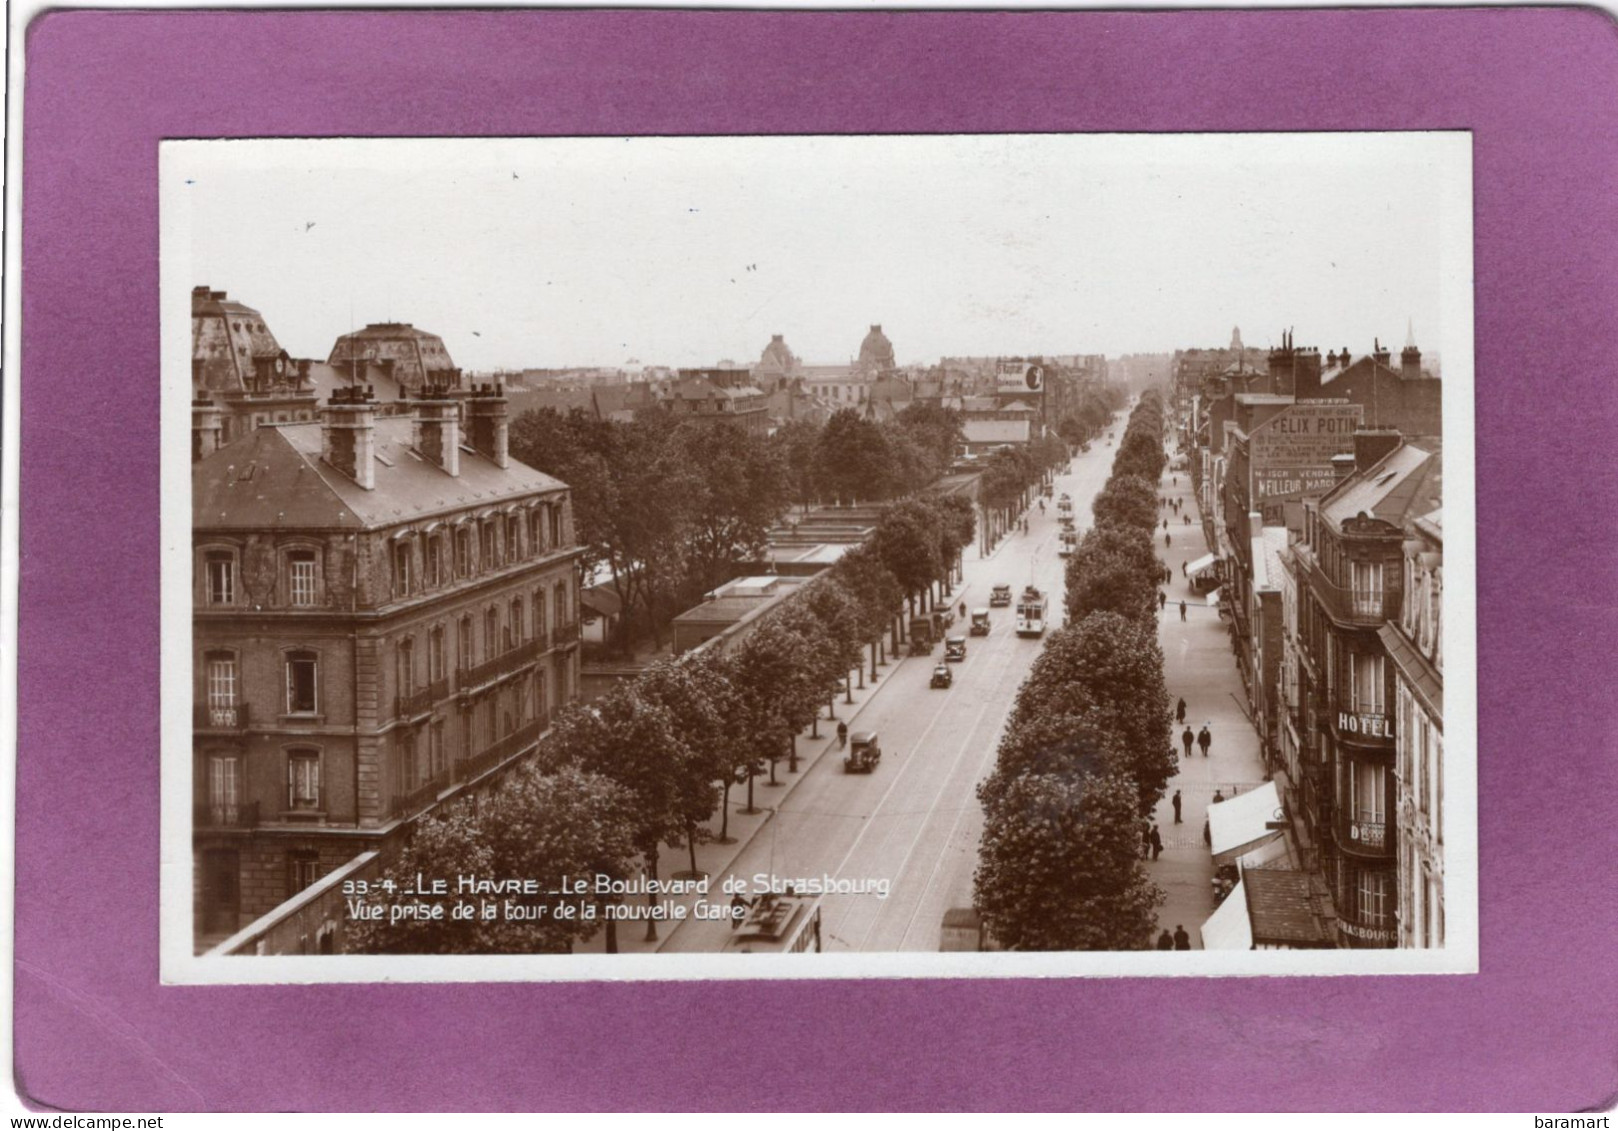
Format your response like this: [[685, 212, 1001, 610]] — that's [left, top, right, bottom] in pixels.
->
[[1150, 824, 1164, 861], [1159, 591, 1167, 612], [1165, 531, 1172, 548], [1163, 517, 1169, 532], [1181, 725, 1195, 759], [1184, 513, 1190, 525], [1179, 599, 1187, 621], [1202, 817, 1211, 848], [1173, 924, 1191, 951], [1180, 560, 1187, 577], [1198, 723, 1212, 757], [1141, 826, 1153, 860], [1156, 929, 1174, 951], [1172, 789, 1183, 824], [1212, 788, 1225, 804], [1175, 697, 1187, 723]]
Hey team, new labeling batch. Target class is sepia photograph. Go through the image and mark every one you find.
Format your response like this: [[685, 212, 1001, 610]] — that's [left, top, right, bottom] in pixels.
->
[[161, 132, 1475, 980]]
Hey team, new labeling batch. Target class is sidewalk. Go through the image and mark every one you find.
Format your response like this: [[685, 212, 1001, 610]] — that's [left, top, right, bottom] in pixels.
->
[[1145, 453, 1268, 948]]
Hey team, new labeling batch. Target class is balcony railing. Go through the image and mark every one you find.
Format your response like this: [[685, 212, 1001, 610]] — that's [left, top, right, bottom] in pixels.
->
[[1306, 560, 1402, 627], [553, 621, 581, 647], [394, 678, 449, 721], [194, 701, 251, 731], [389, 769, 451, 820], [194, 800, 259, 829], [457, 637, 546, 692], [454, 717, 547, 785], [1337, 810, 1391, 856]]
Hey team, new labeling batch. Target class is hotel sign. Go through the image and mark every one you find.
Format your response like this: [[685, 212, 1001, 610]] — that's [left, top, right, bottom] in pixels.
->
[[1338, 711, 1394, 740]]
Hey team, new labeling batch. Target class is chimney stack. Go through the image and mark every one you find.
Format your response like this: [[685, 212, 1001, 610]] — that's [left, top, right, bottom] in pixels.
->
[[192, 397, 222, 463], [1354, 428, 1402, 472], [467, 382, 510, 469], [1400, 341, 1423, 381], [413, 391, 461, 476], [321, 385, 378, 490], [1372, 338, 1391, 367]]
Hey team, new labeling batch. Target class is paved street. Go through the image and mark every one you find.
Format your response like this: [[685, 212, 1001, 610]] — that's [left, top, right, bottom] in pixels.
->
[[653, 418, 1123, 953], [581, 414, 1271, 956]]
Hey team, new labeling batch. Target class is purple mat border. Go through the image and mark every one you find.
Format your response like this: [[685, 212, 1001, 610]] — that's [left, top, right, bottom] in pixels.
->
[[16, 7, 1618, 1113]]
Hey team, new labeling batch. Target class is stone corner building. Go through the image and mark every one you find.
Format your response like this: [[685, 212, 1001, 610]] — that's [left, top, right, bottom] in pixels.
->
[[191, 381, 584, 951]]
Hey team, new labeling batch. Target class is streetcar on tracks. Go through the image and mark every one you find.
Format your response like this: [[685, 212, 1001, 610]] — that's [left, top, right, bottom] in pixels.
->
[[723, 891, 823, 954], [1015, 586, 1048, 637]]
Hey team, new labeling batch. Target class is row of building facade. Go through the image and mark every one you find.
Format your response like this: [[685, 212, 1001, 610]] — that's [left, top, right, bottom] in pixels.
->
[[1179, 326, 1445, 949], [191, 288, 585, 951]]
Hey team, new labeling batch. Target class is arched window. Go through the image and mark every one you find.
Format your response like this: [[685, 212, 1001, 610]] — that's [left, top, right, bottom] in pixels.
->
[[509, 598, 524, 647], [533, 587, 548, 641], [484, 607, 499, 659]]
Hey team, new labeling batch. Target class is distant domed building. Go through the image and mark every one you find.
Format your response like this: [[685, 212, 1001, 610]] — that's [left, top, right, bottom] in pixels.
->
[[856, 324, 896, 374], [328, 322, 461, 397], [755, 333, 800, 379]]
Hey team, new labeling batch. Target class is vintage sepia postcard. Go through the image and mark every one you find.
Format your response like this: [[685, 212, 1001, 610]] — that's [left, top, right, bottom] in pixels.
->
[[160, 132, 1476, 984]]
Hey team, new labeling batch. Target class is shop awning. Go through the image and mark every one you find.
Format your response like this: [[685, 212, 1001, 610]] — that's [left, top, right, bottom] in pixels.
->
[[1205, 587, 1222, 607], [1186, 553, 1218, 577], [1199, 878, 1253, 950], [1208, 781, 1284, 866]]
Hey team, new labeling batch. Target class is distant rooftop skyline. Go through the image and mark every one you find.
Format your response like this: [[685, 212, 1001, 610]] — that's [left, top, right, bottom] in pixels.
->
[[168, 134, 1470, 373]]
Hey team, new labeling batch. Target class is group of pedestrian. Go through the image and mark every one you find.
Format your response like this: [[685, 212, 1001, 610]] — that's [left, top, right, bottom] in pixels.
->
[[1141, 823, 1164, 861], [1155, 925, 1192, 950], [1180, 721, 1214, 758]]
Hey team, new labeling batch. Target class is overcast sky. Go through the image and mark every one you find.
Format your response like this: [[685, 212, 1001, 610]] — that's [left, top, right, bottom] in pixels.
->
[[169, 133, 1470, 371]]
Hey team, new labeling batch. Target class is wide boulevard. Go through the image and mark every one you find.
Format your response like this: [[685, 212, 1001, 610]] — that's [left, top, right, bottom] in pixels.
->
[[661, 412, 1126, 953]]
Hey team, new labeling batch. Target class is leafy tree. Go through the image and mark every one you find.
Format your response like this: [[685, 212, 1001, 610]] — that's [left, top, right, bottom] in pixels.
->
[[873, 499, 943, 614], [1092, 474, 1159, 533], [674, 420, 790, 595], [538, 684, 690, 941], [730, 618, 822, 789], [815, 409, 893, 504], [634, 656, 731, 876], [769, 417, 823, 511], [977, 704, 1131, 809], [974, 769, 1163, 951], [1011, 612, 1176, 808], [1064, 525, 1161, 625], [934, 494, 977, 587], [347, 765, 636, 955], [830, 544, 905, 676]]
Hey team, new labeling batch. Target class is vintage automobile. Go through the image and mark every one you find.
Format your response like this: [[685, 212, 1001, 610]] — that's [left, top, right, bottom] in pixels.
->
[[945, 635, 967, 662], [908, 614, 936, 656], [970, 608, 991, 636], [929, 663, 953, 689], [989, 584, 1013, 607], [844, 730, 882, 773]]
